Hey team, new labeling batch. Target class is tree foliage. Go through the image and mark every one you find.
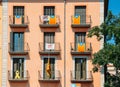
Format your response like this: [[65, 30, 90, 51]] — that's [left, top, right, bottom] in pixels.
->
[[87, 11, 120, 87]]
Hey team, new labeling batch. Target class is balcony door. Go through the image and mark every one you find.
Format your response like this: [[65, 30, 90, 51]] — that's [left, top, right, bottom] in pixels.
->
[[13, 6, 24, 24], [43, 58, 55, 79], [75, 58, 86, 80], [13, 58, 24, 79], [75, 6, 86, 24], [44, 32, 55, 51], [44, 6, 55, 16], [10, 32, 24, 52], [75, 32, 86, 51]]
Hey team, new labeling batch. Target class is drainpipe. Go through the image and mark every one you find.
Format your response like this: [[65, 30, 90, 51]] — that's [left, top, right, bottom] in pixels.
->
[[64, 0, 66, 87]]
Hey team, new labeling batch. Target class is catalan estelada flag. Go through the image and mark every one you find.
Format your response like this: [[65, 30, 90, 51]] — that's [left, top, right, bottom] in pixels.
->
[[15, 15, 22, 24], [49, 16, 56, 24], [73, 15, 80, 24], [77, 42, 85, 52], [46, 58, 51, 77]]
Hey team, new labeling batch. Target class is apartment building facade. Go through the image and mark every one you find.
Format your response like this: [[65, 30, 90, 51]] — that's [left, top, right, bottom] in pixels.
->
[[2, 0, 108, 87]]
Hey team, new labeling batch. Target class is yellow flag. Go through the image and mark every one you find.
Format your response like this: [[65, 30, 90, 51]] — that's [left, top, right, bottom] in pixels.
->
[[46, 58, 51, 77]]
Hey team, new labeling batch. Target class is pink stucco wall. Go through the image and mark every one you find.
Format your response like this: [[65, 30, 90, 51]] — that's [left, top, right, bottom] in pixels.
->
[[7, 0, 102, 87]]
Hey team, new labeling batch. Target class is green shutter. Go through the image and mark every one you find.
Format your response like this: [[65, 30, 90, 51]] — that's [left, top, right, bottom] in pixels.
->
[[10, 32, 13, 52]]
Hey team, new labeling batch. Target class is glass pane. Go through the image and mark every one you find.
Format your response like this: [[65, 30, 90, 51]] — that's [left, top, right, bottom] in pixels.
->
[[44, 6, 55, 15], [13, 58, 24, 79], [13, 32, 24, 52], [75, 58, 86, 80], [44, 32, 55, 50]]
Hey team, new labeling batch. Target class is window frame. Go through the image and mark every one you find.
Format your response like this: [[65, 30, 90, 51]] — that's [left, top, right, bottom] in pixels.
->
[[11, 56, 26, 78]]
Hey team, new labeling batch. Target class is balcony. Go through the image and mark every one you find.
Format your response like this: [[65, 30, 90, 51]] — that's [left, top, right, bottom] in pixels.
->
[[9, 43, 30, 55], [39, 42, 60, 55], [39, 15, 60, 28], [8, 70, 29, 82], [71, 71, 93, 83], [9, 15, 29, 29], [38, 70, 61, 82], [70, 42, 92, 55], [71, 15, 91, 32]]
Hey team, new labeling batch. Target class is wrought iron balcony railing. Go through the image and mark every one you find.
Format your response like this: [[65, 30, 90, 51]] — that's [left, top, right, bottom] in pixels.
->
[[8, 70, 29, 82], [71, 70, 93, 82], [70, 42, 92, 55], [71, 15, 91, 28], [38, 70, 61, 82], [9, 42, 30, 55], [39, 42, 61, 55], [9, 15, 29, 28], [39, 15, 60, 28]]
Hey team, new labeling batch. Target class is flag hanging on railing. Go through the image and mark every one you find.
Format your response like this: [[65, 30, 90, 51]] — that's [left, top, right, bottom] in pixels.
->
[[41, 15, 50, 24], [77, 42, 85, 52], [46, 58, 51, 77], [49, 16, 56, 24], [71, 83, 81, 87], [45, 43, 55, 50], [72, 15, 80, 24], [41, 15, 56, 24], [15, 15, 22, 24]]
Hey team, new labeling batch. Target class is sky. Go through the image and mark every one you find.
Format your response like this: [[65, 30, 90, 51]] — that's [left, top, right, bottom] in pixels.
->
[[109, 0, 120, 15], [107, 0, 120, 44]]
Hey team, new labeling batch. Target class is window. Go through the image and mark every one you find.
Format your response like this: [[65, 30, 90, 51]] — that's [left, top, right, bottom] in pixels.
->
[[44, 32, 55, 50], [75, 32, 86, 51], [44, 32, 55, 43], [75, 58, 86, 80], [75, 6, 86, 24], [44, 6, 55, 15], [10, 32, 24, 52], [12, 58, 24, 79], [13, 6, 24, 24], [13, 6, 24, 16], [43, 58, 55, 79]]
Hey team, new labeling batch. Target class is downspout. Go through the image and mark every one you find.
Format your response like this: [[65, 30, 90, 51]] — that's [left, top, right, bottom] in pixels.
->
[[64, 0, 66, 87]]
